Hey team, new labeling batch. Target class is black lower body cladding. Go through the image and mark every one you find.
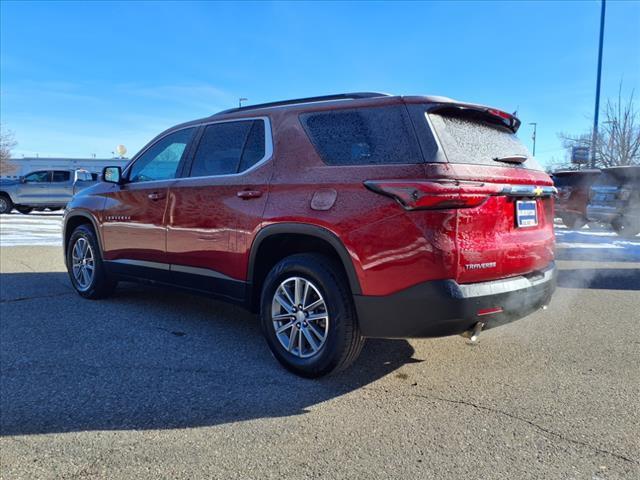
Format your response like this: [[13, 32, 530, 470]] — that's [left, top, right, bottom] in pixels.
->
[[354, 262, 557, 338]]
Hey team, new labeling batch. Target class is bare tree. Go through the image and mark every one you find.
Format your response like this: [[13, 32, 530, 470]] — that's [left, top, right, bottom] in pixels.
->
[[0, 125, 18, 176], [559, 82, 640, 168]]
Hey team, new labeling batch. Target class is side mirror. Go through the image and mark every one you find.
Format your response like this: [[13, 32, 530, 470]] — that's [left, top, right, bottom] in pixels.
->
[[102, 166, 123, 184]]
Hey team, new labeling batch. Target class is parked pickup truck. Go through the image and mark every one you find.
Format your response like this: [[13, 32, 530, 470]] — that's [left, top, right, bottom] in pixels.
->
[[0, 169, 98, 214], [587, 165, 640, 237]]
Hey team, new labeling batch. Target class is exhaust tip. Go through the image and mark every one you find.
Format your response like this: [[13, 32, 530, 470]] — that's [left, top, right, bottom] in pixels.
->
[[462, 321, 485, 344]]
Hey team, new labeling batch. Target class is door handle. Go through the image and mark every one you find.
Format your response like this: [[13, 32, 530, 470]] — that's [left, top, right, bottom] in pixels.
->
[[237, 190, 263, 199], [148, 192, 166, 201]]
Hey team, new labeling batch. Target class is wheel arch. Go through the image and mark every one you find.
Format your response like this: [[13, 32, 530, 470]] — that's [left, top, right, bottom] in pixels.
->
[[247, 223, 362, 312], [64, 212, 103, 263], [0, 190, 14, 202]]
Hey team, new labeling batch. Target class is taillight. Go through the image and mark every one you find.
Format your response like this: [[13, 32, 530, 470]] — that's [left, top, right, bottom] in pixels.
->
[[363, 180, 503, 210], [558, 186, 573, 200]]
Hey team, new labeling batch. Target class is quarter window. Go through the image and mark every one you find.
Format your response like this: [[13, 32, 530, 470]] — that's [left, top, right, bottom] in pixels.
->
[[129, 128, 195, 183], [189, 120, 266, 177]]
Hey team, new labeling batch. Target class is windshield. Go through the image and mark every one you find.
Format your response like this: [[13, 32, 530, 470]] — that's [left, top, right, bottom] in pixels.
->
[[593, 172, 622, 187]]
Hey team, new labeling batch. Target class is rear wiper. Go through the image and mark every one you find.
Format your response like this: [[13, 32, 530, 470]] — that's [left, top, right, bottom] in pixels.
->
[[493, 155, 528, 164]]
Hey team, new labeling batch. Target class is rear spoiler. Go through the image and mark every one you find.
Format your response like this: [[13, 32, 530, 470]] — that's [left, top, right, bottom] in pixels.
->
[[429, 103, 521, 133]]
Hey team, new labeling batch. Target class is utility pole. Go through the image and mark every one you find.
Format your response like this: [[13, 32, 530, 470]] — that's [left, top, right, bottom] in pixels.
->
[[529, 122, 537, 156], [591, 0, 606, 168]]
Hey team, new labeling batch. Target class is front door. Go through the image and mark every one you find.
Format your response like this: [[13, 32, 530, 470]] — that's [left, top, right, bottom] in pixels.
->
[[166, 118, 272, 300], [17, 170, 51, 204], [101, 127, 196, 281]]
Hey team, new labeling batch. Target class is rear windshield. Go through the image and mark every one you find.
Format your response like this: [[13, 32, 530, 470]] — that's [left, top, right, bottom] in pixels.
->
[[428, 109, 543, 171], [593, 172, 623, 187], [553, 173, 600, 188], [300, 105, 423, 166]]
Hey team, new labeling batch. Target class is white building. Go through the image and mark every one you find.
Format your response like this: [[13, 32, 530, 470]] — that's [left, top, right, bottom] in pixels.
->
[[1, 157, 130, 179]]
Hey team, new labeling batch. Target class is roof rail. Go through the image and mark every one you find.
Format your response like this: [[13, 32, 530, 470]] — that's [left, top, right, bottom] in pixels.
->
[[215, 92, 391, 115]]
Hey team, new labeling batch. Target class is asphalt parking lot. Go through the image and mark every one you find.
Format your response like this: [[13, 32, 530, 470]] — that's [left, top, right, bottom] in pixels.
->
[[1, 214, 639, 479]]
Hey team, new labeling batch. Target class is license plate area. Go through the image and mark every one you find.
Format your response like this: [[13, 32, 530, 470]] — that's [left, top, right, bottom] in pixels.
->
[[516, 200, 538, 228]]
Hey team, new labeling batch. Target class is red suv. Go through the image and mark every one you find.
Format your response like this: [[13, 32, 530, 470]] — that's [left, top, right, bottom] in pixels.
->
[[63, 93, 557, 377]]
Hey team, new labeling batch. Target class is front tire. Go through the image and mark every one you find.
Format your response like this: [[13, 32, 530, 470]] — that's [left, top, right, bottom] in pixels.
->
[[15, 206, 33, 215], [66, 224, 117, 299], [0, 195, 13, 214], [260, 253, 364, 378], [561, 214, 587, 230]]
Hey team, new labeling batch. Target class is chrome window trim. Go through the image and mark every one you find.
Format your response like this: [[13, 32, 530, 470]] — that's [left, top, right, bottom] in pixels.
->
[[176, 116, 274, 181]]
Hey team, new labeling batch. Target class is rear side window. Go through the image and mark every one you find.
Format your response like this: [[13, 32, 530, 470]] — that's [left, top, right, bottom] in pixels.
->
[[190, 120, 266, 177], [52, 171, 71, 182], [553, 173, 600, 188], [428, 109, 543, 171], [594, 172, 622, 187], [300, 105, 423, 165]]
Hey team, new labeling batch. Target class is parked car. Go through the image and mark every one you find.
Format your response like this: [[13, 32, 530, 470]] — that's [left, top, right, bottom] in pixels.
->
[[0, 169, 97, 214], [587, 165, 640, 237], [552, 169, 601, 229], [63, 92, 557, 377]]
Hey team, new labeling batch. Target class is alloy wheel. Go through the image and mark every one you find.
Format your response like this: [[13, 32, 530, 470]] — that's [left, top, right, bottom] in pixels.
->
[[71, 237, 95, 291], [271, 276, 329, 358]]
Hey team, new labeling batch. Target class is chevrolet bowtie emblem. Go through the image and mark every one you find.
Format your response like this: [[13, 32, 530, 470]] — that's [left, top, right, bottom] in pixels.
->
[[533, 186, 543, 196]]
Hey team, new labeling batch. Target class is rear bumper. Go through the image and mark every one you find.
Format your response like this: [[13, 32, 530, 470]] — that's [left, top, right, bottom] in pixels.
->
[[354, 262, 557, 338], [587, 205, 619, 223]]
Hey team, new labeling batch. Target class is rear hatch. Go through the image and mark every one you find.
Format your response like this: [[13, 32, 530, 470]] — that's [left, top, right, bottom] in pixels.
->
[[589, 167, 640, 212], [429, 105, 554, 283], [367, 100, 555, 285]]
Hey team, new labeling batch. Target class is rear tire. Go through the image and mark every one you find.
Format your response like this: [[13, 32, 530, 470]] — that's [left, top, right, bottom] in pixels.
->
[[612, 217, 640, 238], [0, 195, 13, 214], [260, 253, 364, 378], [66, 224, 117, 299], [561, 214, 587, 230]]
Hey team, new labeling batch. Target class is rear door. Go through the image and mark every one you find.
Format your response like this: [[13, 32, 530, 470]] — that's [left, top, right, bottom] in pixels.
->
[[17, 170, 51, 204], [408, 103, 555, 284], [101, 127, 196, 279], [49, 170, 73, 205], [166, 118, 272, 300]]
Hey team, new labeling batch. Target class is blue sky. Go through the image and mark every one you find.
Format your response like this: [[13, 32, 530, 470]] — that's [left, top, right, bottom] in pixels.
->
[[1, 0, 639, 168]]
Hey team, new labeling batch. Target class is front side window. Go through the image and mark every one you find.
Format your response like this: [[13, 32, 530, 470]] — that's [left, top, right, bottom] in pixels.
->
[[300, 105, 423, 166], [129, 128, 195, 183], [52, 171, 71, 182], [189, 120, 266, 177], [23, 171, 50, 183]]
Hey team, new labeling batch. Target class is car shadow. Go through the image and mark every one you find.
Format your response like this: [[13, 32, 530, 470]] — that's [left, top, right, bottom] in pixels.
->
[[557, 267, 640, 290], [0, 272, 418, 436]]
